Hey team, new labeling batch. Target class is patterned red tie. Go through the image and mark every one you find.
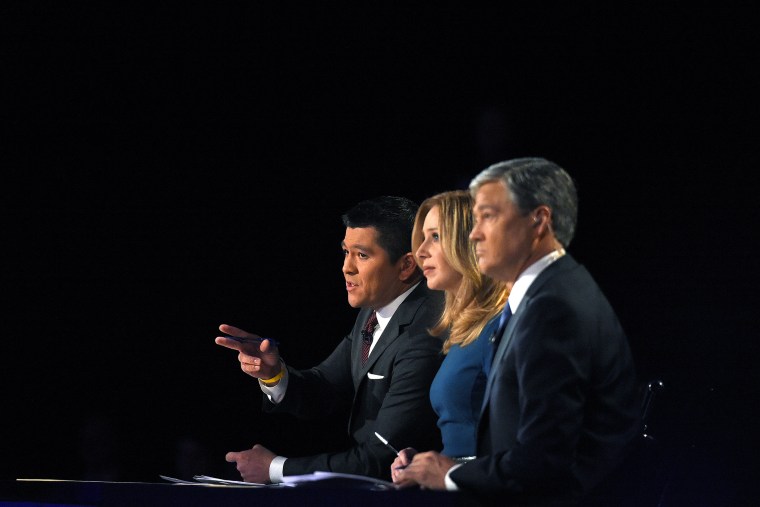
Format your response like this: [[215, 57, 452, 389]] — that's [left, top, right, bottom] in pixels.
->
[[361, 311, 378, 365]]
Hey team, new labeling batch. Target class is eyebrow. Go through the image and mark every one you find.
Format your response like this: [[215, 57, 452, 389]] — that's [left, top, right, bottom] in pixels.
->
[[474, 203, 497, 212], [342, 241, 374, 251]]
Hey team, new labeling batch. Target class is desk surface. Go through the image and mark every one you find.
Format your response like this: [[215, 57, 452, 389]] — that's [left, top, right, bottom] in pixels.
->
[[0, 479, 482, 507]]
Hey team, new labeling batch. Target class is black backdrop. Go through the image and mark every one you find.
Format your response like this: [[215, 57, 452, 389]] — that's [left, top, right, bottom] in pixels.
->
[[2, 3, 758, 499]]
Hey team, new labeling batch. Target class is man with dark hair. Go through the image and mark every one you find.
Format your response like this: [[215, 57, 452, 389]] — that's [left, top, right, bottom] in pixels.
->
[[216, 196, 444, 483]]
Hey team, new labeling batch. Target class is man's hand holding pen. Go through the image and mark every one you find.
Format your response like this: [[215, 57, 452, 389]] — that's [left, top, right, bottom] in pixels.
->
[[390, 447, 416, 482], [215, 323, 282, 382], [391, 450, 455, 490], [378, 431, 454, 490]]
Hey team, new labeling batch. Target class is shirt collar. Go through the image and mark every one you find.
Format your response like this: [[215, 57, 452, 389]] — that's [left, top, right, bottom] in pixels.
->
[[507, 249, 565, 314], [374, 281, 420, 327]]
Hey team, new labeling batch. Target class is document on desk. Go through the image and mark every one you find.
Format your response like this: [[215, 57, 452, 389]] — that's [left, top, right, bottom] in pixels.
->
[[281, 471, 398, 489], [159, 474, 268, 487]]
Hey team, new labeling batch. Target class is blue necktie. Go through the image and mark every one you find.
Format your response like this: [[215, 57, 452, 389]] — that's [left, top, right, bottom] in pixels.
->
[[490, 302, 512, 349]]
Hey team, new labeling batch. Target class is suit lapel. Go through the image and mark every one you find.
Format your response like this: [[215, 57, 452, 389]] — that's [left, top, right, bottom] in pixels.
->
[[476, 255, 577, 423], [362, 317, 399, 371], [352, 282, 428, 379], [479, 306, 524, 416]]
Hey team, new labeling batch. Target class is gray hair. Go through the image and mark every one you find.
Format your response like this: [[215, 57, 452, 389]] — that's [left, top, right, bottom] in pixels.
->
[[469, 157, 578, 247]]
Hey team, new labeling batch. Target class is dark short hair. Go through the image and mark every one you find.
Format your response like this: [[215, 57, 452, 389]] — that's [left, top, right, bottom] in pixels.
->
[[342, 196, 419, 263]]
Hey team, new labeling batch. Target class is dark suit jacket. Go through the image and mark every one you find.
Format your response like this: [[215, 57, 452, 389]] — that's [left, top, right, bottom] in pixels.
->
[[263, 281, 444, 480], [450, 255, 640, 505]]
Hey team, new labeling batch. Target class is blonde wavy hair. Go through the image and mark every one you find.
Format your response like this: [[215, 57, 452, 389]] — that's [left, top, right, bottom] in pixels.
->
[[411, 190, 509, 354]]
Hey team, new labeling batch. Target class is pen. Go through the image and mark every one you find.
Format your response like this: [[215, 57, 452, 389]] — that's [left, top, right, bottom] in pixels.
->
[[376, 432, 409, 471], [224, 335, 280, 347], [374, 431, 400, 456]]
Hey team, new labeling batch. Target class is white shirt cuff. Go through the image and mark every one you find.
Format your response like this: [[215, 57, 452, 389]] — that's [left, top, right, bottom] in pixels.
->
[[444, 463, 463, 491], [259, 361, 288, 404], [269, 455, 287, 483]]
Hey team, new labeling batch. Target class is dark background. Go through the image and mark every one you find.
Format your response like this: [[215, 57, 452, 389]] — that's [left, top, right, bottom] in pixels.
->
[[2, 2, 758, 501]]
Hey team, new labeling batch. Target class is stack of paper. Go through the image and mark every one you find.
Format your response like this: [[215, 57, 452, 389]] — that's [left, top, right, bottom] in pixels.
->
[[159, 474, 267, 487], [160, 471, 397, 490], [281, 471, 397, 490]]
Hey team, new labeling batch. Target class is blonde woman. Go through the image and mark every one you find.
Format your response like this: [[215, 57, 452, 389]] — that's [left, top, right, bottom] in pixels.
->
[[393, 190, 509, 471]]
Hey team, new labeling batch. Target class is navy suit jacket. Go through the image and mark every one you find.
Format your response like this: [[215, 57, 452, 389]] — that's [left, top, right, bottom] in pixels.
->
[[262, 281, 444, 480], [450, 255, 640, 505]]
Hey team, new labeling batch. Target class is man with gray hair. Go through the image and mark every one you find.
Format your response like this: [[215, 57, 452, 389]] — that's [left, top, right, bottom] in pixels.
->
[[392, 158, 639, 506]]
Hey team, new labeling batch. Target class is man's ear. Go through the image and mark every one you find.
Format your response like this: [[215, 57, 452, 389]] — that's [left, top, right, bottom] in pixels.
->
[[399, 252, 419, 281]]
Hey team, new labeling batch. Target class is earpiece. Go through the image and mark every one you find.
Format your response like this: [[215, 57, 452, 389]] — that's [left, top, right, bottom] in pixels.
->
[[533, 216, 541, 227]]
